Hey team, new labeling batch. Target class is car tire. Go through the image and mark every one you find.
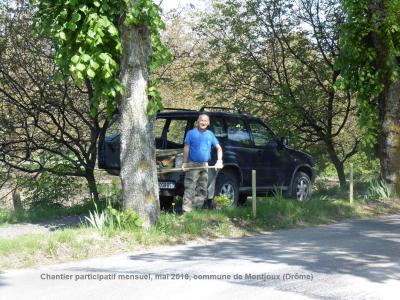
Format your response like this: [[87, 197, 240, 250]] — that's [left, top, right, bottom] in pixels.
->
[[215, 172, 240, 206], [290, 171, 312, 201]]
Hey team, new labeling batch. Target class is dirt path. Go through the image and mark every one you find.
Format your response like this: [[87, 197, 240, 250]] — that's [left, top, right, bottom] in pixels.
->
[[0, 215, 85, 239]]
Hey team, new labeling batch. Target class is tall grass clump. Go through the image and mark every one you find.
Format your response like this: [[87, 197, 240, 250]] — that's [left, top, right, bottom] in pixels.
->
[[366, 179, 393, 201], [85, 198, 142, 233]]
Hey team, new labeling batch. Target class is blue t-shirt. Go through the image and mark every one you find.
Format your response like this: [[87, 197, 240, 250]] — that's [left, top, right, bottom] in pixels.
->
[[184, 128, 219, 163]]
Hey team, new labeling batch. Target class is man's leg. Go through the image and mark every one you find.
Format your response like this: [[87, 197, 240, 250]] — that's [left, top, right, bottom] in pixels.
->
[[183, 169, 200, 212], [205, 168, 218, 208], [194, 169, 208, 209]]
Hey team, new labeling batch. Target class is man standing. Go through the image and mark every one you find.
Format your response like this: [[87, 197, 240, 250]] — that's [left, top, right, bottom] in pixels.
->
[[181, 113, 223, 212]]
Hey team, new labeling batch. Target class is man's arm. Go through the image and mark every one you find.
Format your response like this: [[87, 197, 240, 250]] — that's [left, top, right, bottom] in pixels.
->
[[214, 144, 223, 170], [216, 144, 223, 161], [183, 144, 190, 163]]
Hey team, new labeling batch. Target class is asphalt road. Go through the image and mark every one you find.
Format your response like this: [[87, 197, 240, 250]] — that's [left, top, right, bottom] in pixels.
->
[[1, 215, 400, 300]]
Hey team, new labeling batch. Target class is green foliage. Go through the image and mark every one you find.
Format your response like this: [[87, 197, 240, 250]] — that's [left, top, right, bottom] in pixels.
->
[[193, 0, 360, 186], [213, 194, 232, 209], [221, 197, 359, 228], [97, 179, 122, 204], [30, 0, 123, 116], [366, 178, 393, 201], [318, 152, 380, 181], [85, 202, 107, 231], [31, 0, 171, 117], [0, 234, 44, 257], [147, 83, 164, 116], [20, 172, 82, 209], [272, 186, 285, 201], [85, 199, 142, 232], [348, 152, 380, 181], [0, 198, 95, 224], [337, 0, 400, 148]]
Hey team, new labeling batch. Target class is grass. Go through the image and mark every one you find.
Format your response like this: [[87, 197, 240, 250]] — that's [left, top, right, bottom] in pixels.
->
[[0, 233, 46, 269], [1, 183, 399, 270], [0, 198, 107, 225]]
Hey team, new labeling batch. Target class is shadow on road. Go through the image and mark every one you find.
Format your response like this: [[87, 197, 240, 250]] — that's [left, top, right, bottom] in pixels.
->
[[63, 215, 400, 287]]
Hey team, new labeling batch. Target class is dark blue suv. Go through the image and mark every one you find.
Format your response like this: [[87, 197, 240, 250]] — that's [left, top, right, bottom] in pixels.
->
[[98, 107, 315, 207]]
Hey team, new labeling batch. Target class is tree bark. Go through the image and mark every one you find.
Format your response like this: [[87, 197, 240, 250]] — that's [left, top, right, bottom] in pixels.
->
[[379, 80, 400, 196], [86, 169, 99, 202], [333, 161, 346, 191], [12, 187, 23, 212], [119, 15, 160, 227], [325, 138, 347, 190], [10, 172, 23, 212], [367, 1, 400, 196]]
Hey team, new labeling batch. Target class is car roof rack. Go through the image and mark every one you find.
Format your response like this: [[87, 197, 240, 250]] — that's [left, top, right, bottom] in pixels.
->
[[158, 108, 197, 112], [199, 106, 242, 113]]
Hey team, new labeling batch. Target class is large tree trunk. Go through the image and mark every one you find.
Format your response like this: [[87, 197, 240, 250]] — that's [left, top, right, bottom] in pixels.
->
[[325, 139, 347, 190], [86, 169, 99, 202], [119, 18, 160, 227], [10, 172, 23, 212], [333, 161, 346, 191], [379, 80, 400, 196], [368, 1, 400, 197], [12, 187, 23, 212]]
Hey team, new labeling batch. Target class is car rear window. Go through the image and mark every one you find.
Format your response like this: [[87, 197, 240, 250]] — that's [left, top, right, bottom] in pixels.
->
[[154, 118, 167, 139], [168, 119, 187, 145], [210, 117, 227, 138], [226, 118, 252, 145]]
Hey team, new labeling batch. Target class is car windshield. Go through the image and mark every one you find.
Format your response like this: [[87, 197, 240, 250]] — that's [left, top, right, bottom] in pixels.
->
[[248, 120, 276, 146]]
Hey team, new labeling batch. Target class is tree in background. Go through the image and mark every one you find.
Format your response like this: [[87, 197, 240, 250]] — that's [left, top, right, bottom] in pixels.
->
[[193, 0, 359, 189], [0, 3, 106, 201], [31, 0, 170, 227], [338, 0, 400, 194], [156, 8, 205, 108]]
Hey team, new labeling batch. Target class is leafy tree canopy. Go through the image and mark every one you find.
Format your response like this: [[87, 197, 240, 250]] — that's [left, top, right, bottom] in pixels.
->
[[337, 0, 400, 147], [30, 0, 171, 117]]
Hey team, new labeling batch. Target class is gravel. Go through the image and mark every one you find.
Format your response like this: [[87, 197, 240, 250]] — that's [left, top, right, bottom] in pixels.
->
[[0, 215, 86, 239]]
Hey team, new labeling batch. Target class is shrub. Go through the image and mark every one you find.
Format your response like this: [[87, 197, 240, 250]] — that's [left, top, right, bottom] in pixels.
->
[[366, 179, 393, 201], [97, 178, 122, 207], [213, 194, 232, 209], [85, 199, 142, 232], [272, 186, 285, 201], [20, 172, 82, 209]]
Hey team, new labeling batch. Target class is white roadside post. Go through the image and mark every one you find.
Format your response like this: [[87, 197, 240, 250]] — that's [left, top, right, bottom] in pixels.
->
[[349, 163, 354, 204], [252, 170, 256, 218]]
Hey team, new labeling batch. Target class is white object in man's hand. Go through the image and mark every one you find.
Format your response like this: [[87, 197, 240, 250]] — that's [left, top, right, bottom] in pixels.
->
[[214, 160, 224, 170], [181, 163, 188, 172]]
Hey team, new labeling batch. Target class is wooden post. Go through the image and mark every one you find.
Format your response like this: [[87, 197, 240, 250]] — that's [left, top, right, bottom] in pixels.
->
[[252, 170, 256, 218], [349, 163, 353, 204]]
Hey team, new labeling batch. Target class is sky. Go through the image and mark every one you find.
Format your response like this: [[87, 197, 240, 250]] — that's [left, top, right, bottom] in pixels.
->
[[159, 0, 209, 12]]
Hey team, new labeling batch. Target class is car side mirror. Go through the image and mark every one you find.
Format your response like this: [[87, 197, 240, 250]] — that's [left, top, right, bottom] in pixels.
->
[[280, 137, 289, 147]]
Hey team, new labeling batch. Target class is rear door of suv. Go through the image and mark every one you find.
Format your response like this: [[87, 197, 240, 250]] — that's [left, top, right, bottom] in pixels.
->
[[156, 116, 196, 193], [223, 116, 259, 188], [247, 118, 291, 188]]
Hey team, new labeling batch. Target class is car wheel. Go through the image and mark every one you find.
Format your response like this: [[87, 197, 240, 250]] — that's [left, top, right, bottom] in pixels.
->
[[291, 172, 312, 201], [215, 172, 240, 206]]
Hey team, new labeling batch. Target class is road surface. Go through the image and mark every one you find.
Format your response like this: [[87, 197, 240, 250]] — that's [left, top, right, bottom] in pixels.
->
[[1, 215, 400, 300]]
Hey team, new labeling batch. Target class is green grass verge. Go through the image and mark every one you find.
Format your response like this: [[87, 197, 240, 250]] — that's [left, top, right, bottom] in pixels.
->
[[1, 196, 399, 270], [0, 198, 105, 224]]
